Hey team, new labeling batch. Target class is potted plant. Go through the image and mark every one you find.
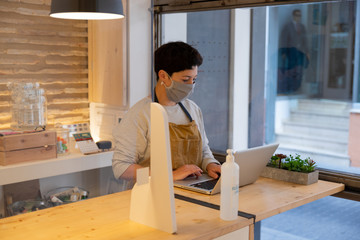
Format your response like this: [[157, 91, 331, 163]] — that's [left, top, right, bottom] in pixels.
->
[[260, 153, 319, 185]]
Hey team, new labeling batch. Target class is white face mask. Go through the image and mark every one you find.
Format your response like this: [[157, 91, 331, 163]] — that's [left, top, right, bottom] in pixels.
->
[[162, 73, 195, 103]]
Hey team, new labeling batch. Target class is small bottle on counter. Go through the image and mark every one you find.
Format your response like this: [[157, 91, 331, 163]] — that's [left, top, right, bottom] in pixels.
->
[[81, 191, 88, 200], [220, 149, 239, 221], [54, 123, 70, 155]]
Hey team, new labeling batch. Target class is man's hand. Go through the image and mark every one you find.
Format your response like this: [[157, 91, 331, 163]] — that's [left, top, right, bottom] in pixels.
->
[[206, 163, 221, 179], [173, 164, 203, 181]]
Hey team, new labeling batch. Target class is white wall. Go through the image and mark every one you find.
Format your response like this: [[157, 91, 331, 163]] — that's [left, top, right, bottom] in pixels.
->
[[231, 9, 251, 151], [127, 0, 152, 107]]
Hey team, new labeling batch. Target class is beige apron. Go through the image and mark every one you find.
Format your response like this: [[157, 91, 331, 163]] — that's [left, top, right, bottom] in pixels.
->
[[140, 101, 202, 170], [169, 102, 202, 170], [169, 120, 202, 170]]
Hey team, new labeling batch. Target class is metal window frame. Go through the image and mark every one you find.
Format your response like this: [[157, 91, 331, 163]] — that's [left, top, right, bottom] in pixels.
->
[[152, 0, 360, 200], [154, 0, 340, 13]]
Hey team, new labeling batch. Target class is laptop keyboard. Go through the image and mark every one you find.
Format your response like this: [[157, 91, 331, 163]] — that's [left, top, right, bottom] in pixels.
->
[[190, 179, 218, 190]]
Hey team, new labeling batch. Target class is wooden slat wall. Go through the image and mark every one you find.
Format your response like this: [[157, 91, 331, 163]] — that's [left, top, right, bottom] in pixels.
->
[[0, 0, 89, 129]]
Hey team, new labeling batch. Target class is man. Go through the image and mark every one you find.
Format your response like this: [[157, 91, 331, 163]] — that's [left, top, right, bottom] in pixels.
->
[[112, 41, 221, 188], [278, 9, 309, 94]]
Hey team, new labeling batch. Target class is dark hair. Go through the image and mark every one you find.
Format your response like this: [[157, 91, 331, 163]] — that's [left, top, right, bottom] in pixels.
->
[[154, 41, 203, 80], [292, 9, 301, 16]]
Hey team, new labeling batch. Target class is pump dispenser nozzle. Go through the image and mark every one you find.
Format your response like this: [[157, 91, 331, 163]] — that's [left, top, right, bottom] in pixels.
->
[[226, 149, 234, 162]]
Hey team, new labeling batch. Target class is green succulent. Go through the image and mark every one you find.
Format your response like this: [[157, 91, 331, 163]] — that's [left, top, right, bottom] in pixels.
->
[[268, 153, 316, 173]]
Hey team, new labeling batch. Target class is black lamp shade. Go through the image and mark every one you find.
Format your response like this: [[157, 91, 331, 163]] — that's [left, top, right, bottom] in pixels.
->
[[50, 0, 124, 20]]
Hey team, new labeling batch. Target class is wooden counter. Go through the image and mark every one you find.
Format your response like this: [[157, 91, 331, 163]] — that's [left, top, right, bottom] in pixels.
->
[[0, 189, 252, 240], [174, 177, 345, 221], [0, 177, 344, 239]]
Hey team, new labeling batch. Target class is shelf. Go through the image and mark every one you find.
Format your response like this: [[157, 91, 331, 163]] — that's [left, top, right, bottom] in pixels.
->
[[0, 151, 113, 186]]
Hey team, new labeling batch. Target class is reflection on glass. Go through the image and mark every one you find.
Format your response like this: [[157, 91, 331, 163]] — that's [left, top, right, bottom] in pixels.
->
[[160, 0, 360, 176], [273, 1, 356, 99], [278, 9, 309, 95], [270, 1, 359, 175]]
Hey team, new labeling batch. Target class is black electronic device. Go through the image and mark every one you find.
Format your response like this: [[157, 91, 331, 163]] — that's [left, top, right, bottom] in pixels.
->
[[96, 141, 112, 151]]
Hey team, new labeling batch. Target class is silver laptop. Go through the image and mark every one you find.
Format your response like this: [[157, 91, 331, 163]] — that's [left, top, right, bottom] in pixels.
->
[[174, 143, 279, 195]]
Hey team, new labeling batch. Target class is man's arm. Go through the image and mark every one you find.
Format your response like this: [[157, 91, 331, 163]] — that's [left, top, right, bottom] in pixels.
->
[[119, 164, 143, 180]]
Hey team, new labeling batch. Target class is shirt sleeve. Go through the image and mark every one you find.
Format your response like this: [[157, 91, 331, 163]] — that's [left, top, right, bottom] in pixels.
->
[[112, 100, 151, 179]]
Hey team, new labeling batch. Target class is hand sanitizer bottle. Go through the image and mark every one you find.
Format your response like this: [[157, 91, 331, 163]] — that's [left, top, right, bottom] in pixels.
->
[[220, 149, 239, 221]]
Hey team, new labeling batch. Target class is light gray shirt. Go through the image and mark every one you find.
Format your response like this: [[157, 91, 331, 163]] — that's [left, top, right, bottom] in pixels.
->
[[112, 96, 219, 180]]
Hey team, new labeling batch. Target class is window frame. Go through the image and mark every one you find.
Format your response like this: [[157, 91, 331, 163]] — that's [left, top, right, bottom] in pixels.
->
[[154, 0, 340, 13], [152, 0, 360, 200]]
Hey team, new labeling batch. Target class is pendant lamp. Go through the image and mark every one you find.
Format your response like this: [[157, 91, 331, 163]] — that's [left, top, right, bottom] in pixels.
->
[[50, 0, 124, 20]]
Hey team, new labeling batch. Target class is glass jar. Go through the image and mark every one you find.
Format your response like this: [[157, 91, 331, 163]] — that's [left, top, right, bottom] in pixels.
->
[[8, 82, 47, 130], [54, 123, 70, 155]]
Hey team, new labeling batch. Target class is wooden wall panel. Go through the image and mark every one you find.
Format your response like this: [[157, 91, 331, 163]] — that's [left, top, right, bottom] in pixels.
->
[[0, 0, 89, 129], [88, 18, 127, 107]]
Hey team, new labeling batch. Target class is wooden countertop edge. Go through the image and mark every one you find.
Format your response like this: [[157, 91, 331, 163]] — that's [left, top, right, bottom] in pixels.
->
[[174, 178, 345, 224], [254, 181, 345, 221], [191, 220, 253, 240]]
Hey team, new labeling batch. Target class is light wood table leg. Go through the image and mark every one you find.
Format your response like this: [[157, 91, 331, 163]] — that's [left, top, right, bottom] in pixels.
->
[[249, 223, 255, 240]]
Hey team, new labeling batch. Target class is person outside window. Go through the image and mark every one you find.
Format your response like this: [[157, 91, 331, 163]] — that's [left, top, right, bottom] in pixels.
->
[[112, 41, 221, 188], [278, 9, 309, 94]]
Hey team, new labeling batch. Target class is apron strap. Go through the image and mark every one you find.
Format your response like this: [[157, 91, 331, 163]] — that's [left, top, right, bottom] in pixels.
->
[[154, 90, 193, 122], [178, 102, 193, 122], [154, 90, 159, 103]]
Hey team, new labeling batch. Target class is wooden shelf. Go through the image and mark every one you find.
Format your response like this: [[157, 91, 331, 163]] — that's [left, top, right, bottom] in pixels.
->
[[0, 151, 113, 185]]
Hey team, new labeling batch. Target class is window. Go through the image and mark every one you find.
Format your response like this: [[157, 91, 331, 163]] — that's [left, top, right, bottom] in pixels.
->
[[155, 0, 360, 181], [267, 1, 359, 176], [155, 2, 360, 238]]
